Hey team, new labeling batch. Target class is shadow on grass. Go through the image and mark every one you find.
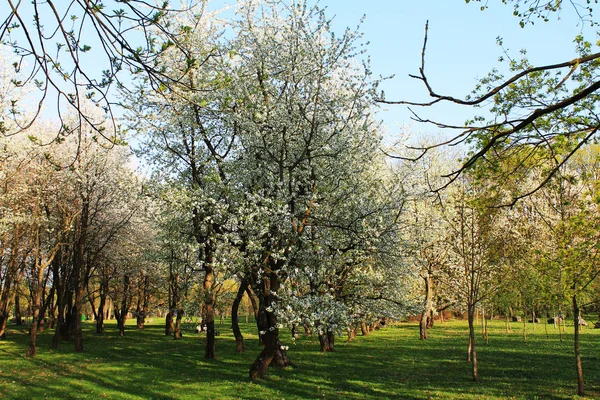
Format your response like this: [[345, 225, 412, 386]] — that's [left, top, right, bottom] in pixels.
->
[[1, 320, 599, 399]]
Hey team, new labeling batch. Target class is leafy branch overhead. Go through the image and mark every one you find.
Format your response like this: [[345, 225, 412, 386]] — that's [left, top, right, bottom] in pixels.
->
[[1, 0, 205, 148], [380, 2, 600, 205]]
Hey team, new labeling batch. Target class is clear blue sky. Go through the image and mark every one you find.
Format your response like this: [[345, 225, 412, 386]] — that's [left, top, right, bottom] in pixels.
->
[[315, 0, 595, 139]]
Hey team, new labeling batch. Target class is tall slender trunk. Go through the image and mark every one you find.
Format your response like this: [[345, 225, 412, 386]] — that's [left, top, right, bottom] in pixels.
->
[[0, 273, 17, 339], [136, 275, 149, 329], [481, 308, 485, 339], [14, 290, 22, 325], [573, 295, 584, 396], [73, 197, 89, 353], [165, 266, 176, 336], [467, 305, 478, 382], [203, 246, 216, 359], [96, 279, 108, 334], [522, 307, 527, 342], [52, 289, 66, 348], [118, 274, 130, 337], [27, 269, 45, 357]]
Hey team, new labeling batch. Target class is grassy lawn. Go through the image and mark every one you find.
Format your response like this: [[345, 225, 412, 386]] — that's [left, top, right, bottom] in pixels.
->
[[1, 317, 599, 399]]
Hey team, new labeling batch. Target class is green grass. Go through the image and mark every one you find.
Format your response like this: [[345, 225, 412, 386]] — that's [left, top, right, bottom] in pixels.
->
[[1, 318, 599, 399]]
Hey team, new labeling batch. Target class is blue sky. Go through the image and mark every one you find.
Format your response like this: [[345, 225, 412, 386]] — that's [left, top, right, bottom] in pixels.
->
[[316, 0, 596, 139]]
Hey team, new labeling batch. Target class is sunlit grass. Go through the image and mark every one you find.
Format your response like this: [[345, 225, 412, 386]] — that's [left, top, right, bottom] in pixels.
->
[[1, 317, 598, 399]]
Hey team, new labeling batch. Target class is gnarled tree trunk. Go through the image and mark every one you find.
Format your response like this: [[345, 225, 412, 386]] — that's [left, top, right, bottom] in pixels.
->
[[319, 330, 335, 352], [249, 268, 292, 380]]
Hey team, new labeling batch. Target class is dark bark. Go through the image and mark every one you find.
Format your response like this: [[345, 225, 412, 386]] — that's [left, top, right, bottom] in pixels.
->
[[52, 250, 68, 348], [249, 268, 292, 380], [174, 309, 183, 340], [427, 309, 435, 329], [73, 197, 89, 353], [165, 312, 174, 336], [231, 277, 249, 353], [36, 283, 55, 334], [14, 291, 22, 325], [27, 273, 45, 357], [0, 241, 25, 337], [96, 279, 108, 334], [136, 275, 150, 329], [0, 271, 14, 339], [115, 274, 130, 337], [0, 273, 18, 339], [203, 248, 216, 359], [522, 308, 527, 343], [319, 330, 335, 352]]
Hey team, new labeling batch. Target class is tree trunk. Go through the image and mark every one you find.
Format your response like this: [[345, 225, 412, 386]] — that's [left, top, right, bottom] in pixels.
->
[[0, 273, 18, 339], [573, 295, 584, 396], [174, 308, 183, 340], [522, 308, 527, 342], [481, 308, 488, 344], [243, 286, 263, 343], [481, 308, 485, 338], [52, 288, 67, 349], [427, 309, 435, 328], [319, 330, 335, 352], [361, 322, 370, 336], [231, 277, 248, 353], [203, 259, 216, 359], [27, 272, 45, 357], [420, 273, 432, 340], [467, 305, 479, 382], [72, 198, 88, 353], [249, 268, 292, 380], [96, 280, 108, 334], [14, 291, 22, 325], [118, 274, 130, 337], [347, 326, 358, 342], [136, 275, 149, 329], [165, 312, 174, 336]]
